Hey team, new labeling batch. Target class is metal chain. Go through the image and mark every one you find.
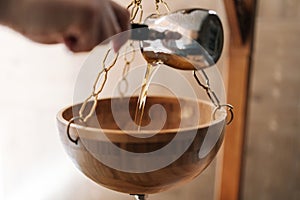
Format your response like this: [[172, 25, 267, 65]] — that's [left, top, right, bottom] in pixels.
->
[[194, 69, 234, 125], [118, 0, 170, 96], [127, 0, 144, 23], [118, 0, 143, 97], [67, 50, 119, 144], [78, 49, 119, 122], [67, 0, 145, 144], [155, 0, 170, 14], [118, 41, 136, 96]]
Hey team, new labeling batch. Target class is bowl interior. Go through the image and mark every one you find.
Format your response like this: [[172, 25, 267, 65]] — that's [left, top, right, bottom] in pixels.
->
[[61, 96, 221, 134]]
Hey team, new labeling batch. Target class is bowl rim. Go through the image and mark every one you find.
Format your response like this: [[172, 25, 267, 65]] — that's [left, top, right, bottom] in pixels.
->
[[57, 96, 226, 136]]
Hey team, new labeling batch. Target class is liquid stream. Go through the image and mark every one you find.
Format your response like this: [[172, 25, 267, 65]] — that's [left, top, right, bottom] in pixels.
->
[[133, 50, 197, 131], [134, 62, 160, 131], [133, 51, 191, 130]]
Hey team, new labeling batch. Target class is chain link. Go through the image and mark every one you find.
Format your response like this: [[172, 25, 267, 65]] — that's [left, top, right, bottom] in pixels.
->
[[155, 0, 170, 14], [128, 0, 144, 23], [194, 70, 234, 125], [118, 42, 135, 96], [79, 49, 119, 123]]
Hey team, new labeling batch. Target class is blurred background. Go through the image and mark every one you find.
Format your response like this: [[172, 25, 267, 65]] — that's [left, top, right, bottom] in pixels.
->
[[0, 0, 299, 200]]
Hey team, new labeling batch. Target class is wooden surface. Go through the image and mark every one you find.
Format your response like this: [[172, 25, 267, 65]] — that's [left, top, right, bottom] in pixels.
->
[[57, 97, 226, 195], [217, 0, 256, 200], [223, 0, 242, 45], [217, 44, 251, 200]]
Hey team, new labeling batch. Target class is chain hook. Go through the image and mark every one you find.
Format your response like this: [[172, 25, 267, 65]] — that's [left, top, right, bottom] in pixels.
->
[[213, 104, 234, 125], [66, 116, 85, 144], [194, 70, 234, 125]]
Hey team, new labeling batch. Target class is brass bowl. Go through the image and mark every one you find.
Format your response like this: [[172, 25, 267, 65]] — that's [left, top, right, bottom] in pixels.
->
[[57, 96, 226, 194]]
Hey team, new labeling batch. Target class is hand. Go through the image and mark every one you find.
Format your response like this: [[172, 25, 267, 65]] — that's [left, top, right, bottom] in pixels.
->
[[1, 0, 130, 52]]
